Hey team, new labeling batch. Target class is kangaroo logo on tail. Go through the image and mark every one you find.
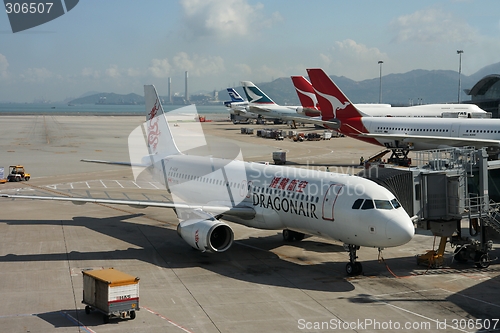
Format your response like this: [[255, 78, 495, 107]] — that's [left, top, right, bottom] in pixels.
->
[[291, 76, 319, 109], [296, 87, 319, 108], [314, 89, 350, 119]]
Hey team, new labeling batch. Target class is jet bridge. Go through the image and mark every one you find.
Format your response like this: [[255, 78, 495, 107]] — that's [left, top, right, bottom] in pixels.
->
[[360, 147, 499, 269]]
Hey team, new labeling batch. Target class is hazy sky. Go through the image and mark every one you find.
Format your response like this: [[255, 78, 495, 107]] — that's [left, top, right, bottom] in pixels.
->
[[1, 0, 499, 102]]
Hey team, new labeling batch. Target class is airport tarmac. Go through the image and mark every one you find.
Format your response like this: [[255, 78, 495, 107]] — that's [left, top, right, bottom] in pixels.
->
[[1, 115, 499, 333]]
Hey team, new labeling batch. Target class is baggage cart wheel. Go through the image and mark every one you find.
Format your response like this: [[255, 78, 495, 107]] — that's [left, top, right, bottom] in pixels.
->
[[85, 306, 90, 315], [130, 310, 136, 320]]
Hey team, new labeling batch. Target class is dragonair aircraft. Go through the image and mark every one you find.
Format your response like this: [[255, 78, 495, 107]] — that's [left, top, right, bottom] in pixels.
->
[[1, 85, 414, 276], [292, 75, 487, 118], [307, 68, 500, 155], [241, 81, 339, 129]]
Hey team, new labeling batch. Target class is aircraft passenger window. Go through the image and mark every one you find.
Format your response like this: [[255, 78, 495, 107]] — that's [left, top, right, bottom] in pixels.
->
[[374, 200, 393, 210], [316, 197, 319, 203], [352, 199, 363, 209], [390, 198, 402, 209], [361, 200, 374, 210]]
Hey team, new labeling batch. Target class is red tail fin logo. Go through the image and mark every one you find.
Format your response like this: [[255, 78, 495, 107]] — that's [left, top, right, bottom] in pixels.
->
[[291, 76, 319, 109], [314, 89, 350, 119], [147, 98, 161, 150]]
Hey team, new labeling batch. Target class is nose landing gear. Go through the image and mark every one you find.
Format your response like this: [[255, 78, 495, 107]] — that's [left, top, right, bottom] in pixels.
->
[[344, 244, 363, 276]]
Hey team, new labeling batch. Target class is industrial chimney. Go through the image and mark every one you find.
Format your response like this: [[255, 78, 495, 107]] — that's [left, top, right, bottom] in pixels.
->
[[168, 77, 172, 103], [185, 71, 189, 104]]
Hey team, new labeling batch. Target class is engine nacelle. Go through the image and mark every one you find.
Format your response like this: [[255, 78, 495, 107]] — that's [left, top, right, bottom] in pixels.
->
[[296, 106, 321, 117], [177, 218, 234, 253]]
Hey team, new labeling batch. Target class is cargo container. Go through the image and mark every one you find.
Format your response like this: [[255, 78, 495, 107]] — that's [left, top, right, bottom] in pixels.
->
[[272, 151, 286, 165], [82, 268, 139, 323]]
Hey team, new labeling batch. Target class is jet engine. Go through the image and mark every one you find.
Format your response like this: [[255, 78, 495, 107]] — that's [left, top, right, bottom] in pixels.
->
[[296, 106, 321, 117], [296, 106, 306, 115], [177, 218, 234, 253]]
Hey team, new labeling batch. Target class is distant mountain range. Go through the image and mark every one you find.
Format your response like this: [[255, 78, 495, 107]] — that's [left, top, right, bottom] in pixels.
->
[[69, 62, 500, 106], [222, 62, 500, 106]]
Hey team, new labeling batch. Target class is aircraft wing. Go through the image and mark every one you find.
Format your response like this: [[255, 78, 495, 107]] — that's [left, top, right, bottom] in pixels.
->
[[0, 194, 256, 219], [360, 133, 500, 148], [248, 105, 339, 128], [283, 116, 339, 128]]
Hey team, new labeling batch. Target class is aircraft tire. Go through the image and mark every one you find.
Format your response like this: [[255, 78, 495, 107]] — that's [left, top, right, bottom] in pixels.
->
[[282, 229, 293, 241], [475, 252, 490, 269], [346, 262, 362, 276]]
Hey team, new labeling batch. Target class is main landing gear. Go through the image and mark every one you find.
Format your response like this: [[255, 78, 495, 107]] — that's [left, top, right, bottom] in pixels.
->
[[282, 229, 305, 241], [344, 244, 363, 276]]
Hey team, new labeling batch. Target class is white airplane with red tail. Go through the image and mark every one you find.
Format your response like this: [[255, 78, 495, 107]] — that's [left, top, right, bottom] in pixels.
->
[[292, 75, 487, 119], [1, 85, 414, 276], [307, 68, 500, 157]]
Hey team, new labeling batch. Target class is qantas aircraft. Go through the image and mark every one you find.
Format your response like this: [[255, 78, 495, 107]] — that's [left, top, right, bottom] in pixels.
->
[[307, 68, 500, 156], [240, 81, 338, 128], [1, 85, 414, 276], [292, 75, 487, 118]]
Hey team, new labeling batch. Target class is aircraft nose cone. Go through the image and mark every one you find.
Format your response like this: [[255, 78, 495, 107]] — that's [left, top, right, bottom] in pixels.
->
[[385, 217, 414, 246]]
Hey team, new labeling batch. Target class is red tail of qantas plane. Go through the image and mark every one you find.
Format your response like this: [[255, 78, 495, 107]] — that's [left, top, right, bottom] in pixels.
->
[[291, 76, 319, 109], [290, 76, 322, 117], [306, 68, 378, 145]]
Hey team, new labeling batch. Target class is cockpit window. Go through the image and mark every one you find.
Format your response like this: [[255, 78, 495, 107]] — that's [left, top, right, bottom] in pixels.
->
[[352, 199, 363, 209], [391, 198, 402, 209], [361, 199, 374, 210], [374, 200, 393, 210]]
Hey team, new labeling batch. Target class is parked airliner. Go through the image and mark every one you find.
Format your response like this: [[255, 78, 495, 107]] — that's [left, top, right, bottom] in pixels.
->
[[241, 81, 338, 128], [292, 75, 487, 118], [223, 88, 261, 123], [1, 85, 414, 275], [307, 68, 500, 156]]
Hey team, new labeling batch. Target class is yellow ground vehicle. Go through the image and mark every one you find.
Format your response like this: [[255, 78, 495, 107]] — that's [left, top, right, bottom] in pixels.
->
[[7, 165, 30, 182]]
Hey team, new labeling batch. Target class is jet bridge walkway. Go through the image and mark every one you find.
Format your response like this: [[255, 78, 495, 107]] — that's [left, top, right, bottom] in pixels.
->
[[360, 147, 499, 269]]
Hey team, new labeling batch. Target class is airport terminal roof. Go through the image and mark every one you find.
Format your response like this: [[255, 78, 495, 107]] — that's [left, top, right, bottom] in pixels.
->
[[467, 74, 500, 96]]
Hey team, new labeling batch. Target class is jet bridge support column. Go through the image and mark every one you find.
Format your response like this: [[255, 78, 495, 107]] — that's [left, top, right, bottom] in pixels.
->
[[452, 148, 494, 268]]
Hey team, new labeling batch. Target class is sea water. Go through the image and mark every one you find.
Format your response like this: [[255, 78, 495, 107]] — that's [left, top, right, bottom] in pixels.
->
[[0, 103, 229, 116]]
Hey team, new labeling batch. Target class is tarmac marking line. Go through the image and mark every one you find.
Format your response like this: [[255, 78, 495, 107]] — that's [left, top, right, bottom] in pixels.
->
[[142, 306, 195, 333], [115, 180, 124, 188], [439, 288, 500, 308], [99, 180, 107, 188], [383, 303, 469, 333]]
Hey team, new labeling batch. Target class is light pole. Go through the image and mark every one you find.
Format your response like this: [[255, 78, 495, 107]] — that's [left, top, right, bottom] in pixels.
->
[[378, 61, 383, 103], [457, 50, 463, 103]]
